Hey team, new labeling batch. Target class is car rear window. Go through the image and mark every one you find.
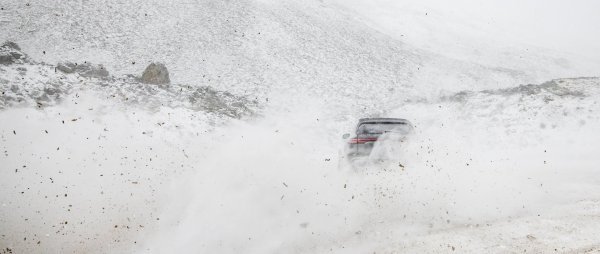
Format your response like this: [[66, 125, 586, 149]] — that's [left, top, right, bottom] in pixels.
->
[[357, 122, 411, 135]]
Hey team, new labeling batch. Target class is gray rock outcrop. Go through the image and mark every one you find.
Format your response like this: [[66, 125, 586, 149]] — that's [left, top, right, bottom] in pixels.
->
[[141, 62, 170, 84], [56, 62, 109, 78], [0, 41, 26, 65]]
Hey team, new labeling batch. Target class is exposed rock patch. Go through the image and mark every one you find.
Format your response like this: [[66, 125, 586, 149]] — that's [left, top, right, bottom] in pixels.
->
[[0, 41, 27, 65], [442, 78, 592, 103], [141, 62, 170, 84], [0, 48, 256, 118], [188, 86, 255, 118], [481, 79, 586, 98], [56, 62, 110, 79], [2, 41, 21, 50]]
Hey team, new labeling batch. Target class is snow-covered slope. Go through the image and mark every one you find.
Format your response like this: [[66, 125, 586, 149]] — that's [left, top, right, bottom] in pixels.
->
[[4, 0, 596, 103], [1, 0, 599, 253]]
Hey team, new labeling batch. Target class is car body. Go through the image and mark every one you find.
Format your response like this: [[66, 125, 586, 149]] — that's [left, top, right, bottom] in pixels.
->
[[343, 118, 413, 158]]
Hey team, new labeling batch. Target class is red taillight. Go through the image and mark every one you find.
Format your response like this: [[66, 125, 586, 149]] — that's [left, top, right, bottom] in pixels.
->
[[349, 137, 377, 144]]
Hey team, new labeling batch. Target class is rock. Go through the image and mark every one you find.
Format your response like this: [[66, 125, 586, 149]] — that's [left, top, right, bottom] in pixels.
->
[[56, 62, 76, 73], [3, 41, 21, 50], [0, 41, 26, 65], [141, 62, 170, 84], [56, 62, 109, 78], [188, 86, 255, 118]]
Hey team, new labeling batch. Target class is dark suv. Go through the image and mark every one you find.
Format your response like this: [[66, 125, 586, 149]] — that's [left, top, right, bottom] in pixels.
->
[[343, 118, 413, 157]]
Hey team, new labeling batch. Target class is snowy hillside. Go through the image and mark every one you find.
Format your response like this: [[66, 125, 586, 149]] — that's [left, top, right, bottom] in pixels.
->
[[1, 0, 599, 253]]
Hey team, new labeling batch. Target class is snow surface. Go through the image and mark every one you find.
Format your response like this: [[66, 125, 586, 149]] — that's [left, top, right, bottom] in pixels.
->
[[1, 0, 600, 253]]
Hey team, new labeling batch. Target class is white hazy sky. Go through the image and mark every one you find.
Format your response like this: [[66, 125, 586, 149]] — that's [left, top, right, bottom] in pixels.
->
[[334, 0, 600, 61], [449, 0, 600, 55]]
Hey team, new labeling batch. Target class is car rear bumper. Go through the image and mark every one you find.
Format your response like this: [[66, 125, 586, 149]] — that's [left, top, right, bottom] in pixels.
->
[[346, 142, 375, 157]]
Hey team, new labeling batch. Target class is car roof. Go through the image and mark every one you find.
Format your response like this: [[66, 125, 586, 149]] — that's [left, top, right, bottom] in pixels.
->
[[358, 118, 411, 124]]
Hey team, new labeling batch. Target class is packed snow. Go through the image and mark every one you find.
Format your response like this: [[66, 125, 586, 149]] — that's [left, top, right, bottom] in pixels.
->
[[1, 0, 599, 253]]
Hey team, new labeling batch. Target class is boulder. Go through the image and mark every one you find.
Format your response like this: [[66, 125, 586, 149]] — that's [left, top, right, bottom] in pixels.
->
[[141, 62, 170, 84], [56, 62, 109, 78], [0, 41, 26, 65]]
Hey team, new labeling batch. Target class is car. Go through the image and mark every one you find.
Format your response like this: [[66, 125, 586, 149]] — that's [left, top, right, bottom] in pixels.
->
[[342, 118, 413, 158]]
